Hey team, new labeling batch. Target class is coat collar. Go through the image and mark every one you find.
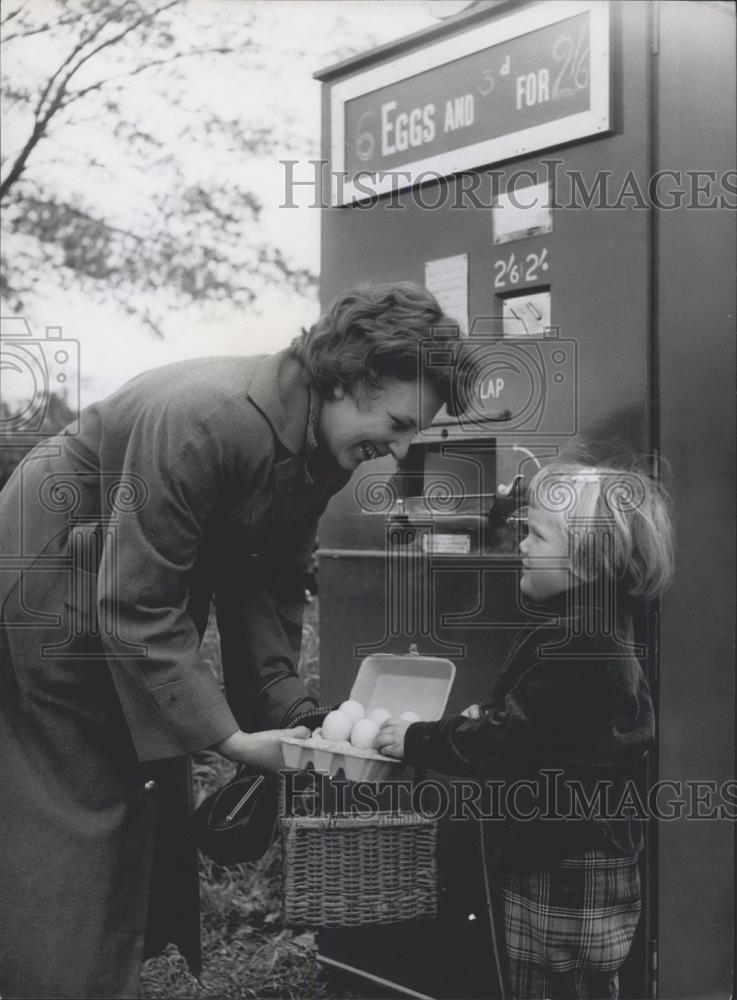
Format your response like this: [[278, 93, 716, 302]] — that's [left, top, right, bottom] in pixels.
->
[[246, 347, 350, 491], [247, 348, 312, 457], [527, 579, 640, 625]]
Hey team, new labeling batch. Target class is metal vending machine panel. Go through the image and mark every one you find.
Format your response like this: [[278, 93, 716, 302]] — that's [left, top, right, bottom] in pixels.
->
[[312, 1, 736, 996]]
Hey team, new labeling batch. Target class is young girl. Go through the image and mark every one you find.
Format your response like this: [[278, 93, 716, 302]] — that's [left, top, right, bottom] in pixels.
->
[[377, 461, 674, 1000]]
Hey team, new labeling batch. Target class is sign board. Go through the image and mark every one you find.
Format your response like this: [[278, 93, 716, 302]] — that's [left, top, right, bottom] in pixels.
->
[[330, 1, 610, 204]]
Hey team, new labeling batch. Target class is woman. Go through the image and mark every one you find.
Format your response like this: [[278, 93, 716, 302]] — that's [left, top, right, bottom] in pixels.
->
[[0, 283, 467, 998]]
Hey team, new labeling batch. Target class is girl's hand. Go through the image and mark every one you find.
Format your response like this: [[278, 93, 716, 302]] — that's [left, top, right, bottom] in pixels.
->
[[214, 727, 310, 770], [376, 718, 412, 759], [461, 704, 481, 719]]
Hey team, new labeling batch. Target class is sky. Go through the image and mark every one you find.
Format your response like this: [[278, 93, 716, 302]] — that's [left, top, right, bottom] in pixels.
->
[[2, 0, 448, 407]]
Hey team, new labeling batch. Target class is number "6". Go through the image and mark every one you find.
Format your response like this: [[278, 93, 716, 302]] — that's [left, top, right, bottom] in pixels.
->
[[356, 111, 375, 162]]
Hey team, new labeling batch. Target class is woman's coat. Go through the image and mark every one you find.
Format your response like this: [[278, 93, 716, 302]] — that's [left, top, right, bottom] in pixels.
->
[[0, 349, 349, 997]]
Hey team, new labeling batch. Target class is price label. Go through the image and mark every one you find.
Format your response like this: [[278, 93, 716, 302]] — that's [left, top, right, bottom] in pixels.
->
[[494, 247, 550, 290]]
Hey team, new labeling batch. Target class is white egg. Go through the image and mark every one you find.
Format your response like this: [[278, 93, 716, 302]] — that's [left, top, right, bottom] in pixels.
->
[[350, 718, 380, 750], [367, 707, 391, 726], [321, 710, 353, 742], [339, 699, 366, 723], [399, 711, 420, 722]]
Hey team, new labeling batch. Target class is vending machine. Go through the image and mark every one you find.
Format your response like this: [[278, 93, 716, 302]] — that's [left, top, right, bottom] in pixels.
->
[[310, 2, 736, 996]]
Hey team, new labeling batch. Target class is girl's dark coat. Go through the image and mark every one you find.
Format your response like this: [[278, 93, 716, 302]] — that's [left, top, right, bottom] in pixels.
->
[[404, 592, 655, 869], [0, 349, 349, 998]]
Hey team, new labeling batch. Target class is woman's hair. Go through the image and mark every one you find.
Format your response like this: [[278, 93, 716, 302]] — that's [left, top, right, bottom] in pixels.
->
[[290, 282, 470, 414], [527, 460, 675, 599]]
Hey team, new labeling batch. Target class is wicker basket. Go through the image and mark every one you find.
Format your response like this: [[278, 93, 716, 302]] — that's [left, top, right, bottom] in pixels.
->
[[281, 809, 438, 927]]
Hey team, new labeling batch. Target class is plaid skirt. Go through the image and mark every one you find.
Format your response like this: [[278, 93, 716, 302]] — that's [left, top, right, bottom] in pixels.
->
[[503, 849, 642, 1000]]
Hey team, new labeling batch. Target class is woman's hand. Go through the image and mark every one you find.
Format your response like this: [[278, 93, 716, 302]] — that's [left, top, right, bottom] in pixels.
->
[[214, 727, 310, 771], [376, 718, 412, 759]]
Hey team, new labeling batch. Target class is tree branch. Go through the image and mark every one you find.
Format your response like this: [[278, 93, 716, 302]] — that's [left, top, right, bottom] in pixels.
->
[[63, 44, 243, 105], [32, 12, 110, 121], [1, 8, 85, 45], [0, 0, 183, 201], [0, 1, 28, 29], [51, 0, 183, 95], [0, 0, 318, 331]]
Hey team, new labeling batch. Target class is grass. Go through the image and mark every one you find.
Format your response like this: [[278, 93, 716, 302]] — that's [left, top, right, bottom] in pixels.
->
[[140, 597, 372, 1000], [140, 843, 368, 999]]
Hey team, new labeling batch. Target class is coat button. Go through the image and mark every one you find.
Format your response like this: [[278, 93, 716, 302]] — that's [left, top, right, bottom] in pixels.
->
[[143, 780, 158, 794]]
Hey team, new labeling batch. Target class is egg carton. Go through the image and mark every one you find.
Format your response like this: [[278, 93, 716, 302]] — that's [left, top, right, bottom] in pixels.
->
[[280, 734, 400, 781], [279, 648, 456, 782]]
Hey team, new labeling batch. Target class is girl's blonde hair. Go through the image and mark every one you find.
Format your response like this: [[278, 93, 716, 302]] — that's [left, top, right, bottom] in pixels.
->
[[527, 461, 674, 599]]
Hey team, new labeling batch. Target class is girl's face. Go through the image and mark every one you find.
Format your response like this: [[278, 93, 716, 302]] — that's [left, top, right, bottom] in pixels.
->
[[518, 505, 575, 600]]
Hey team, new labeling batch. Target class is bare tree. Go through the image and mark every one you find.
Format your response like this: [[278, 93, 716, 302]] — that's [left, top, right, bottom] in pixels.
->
[[1, 0, 316, 335]]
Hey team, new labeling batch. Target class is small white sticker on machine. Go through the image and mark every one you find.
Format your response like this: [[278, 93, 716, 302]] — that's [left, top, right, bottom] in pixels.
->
[[424, 253, 469, 334], [422, 533, 471, 554]]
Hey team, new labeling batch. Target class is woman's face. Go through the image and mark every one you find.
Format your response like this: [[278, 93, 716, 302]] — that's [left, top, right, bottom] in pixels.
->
[[518, 504, 575, 600], [318, 378, 443, 471]]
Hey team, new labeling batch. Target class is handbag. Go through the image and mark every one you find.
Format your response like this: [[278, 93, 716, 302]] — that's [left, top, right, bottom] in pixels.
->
[[193, 705, 330, 866]]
